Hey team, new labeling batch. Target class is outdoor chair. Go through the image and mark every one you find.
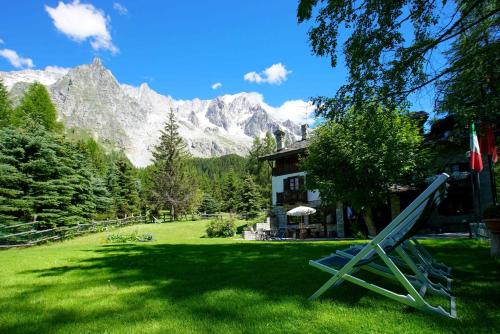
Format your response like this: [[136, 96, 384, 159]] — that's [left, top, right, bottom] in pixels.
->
[[308, 173, 456, 318]]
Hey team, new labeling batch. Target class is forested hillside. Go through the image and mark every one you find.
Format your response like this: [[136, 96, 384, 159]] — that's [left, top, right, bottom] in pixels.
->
[[0, 79, 276, 227]]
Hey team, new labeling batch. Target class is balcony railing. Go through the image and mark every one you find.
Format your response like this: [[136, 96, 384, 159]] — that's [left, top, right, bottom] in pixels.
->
[[276, 191, 308, 206]]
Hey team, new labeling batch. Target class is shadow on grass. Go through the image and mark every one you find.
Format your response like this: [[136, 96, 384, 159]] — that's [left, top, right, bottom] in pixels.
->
[[3, 239, 500, 333]]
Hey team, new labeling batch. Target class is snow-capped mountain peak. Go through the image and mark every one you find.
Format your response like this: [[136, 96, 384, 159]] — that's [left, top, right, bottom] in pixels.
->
[[0, 58, 301, 166]]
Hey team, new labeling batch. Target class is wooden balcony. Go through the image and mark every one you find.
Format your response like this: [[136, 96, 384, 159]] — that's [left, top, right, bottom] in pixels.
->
[[276, 191, 308, 206]]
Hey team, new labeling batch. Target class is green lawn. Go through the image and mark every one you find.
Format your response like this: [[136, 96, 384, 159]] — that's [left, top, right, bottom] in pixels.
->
[[0, 221, 499, 334]]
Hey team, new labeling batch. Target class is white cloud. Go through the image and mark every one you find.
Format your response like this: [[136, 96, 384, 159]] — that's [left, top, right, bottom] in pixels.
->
[[270, 99, 315, 125], [0, 49, 34, 69], [45, 1, 118, 54], [44, 65, 70, 75], [244, 63, 291, 85], [244, 71, 264, 83], [113, 2, 128, 15], [0, 39, 4, 45], [211, 82, 222, 90]]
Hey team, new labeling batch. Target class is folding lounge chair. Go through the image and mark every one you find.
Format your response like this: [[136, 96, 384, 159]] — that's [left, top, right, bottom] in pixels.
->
[[308, 173, 456, 318]]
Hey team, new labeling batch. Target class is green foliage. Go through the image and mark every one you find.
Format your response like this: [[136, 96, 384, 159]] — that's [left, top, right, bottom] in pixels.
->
[[107, 153, 140, 218], [189, 154, 246, 201], [0, 126, 96, 226], [105, 230, 154, 243], [199, 193, 220, 214], [436, 2, 499, 126], [206, 217, 236, 237], [246, 132, 275, 204], [149, 108, 198, 219], [0, 146, 33, 225], [297, 0, 499, 120], [14, 82, 63, 132], [219, 170, 242, 212], [303, 105, 425, 212], [0, 79, 13, 127], [236, 176, 262, 218]]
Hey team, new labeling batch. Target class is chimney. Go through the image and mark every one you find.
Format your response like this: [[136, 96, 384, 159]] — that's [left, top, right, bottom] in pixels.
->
[[301, 124, 308, 141], [274, 128, 286, 151]]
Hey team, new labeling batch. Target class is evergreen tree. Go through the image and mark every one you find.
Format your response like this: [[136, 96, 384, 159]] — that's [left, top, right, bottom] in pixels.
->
[[91, 176, 113, 216], [0, 79, 13, 127], [199, 193, 220, 214], [236, 176, 262, 218], [150, 108, 197, 220], [108, 154, 140, 218], [219, 170, 241, 212], [0, 126, 97, 227], [246, 131, 275, 204], [14, 82, 63, 132], [0, 128, 32, 225]]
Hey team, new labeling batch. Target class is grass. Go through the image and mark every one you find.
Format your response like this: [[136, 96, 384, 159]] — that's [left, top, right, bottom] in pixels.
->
[[0, 220, 499, 334]]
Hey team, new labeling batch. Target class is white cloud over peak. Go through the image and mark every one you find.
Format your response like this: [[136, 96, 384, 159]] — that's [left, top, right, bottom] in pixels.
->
[[244, 63, 291, 85], [270, 99, 315, 125], [0, 49, 34, 69], [113, 2, 128, 15], [211, 82, 222, 90], [44, 65, 71, 75], [45, 1, 118, 54]]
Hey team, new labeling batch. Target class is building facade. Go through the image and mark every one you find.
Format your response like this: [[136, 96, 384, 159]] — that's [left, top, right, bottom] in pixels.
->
[[259, 125, 345, 238]]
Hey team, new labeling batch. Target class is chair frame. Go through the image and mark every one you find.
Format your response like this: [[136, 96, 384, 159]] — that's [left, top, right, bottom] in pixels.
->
[[308, 173, 456, 318]]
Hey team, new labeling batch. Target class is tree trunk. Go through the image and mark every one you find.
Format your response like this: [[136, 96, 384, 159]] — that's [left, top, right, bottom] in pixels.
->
[[491, 234, 500, 258], [171, 205, 174, 222], [363, 207, 377, 237]]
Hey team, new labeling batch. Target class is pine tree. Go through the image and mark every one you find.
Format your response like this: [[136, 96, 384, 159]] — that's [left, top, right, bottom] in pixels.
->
[[236, 176, 262, 218], [220, 170, 242, 212], [0, 128, 33, 225], [0, 126, 97, 227], [106, 153, 140, 218], [246, 131, 275, 204], [199, 193, 220, 214], [150, 108, 197, 220], [14, 82, 63, 132], [0, 79, 13, 128]]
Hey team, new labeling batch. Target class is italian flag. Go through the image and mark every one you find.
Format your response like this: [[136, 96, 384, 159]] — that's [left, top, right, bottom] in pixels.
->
[[470, 123, 483, 172]]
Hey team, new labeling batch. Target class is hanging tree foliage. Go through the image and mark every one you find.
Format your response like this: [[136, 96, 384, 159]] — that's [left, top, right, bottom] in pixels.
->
[[297, 0, 500, 120]]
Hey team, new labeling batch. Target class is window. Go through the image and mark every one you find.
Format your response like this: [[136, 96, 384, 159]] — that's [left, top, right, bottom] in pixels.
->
[[289, 177, 299, 191]]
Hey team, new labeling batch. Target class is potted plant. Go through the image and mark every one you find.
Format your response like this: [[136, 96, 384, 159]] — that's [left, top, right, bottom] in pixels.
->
[[483, 204, 500, 234]]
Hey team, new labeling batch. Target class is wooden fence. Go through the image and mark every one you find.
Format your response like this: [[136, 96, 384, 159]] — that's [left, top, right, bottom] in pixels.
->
[[0, 216, 146, 249]]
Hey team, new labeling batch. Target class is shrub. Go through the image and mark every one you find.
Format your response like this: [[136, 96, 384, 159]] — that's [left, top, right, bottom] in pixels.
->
[[105, 230, 154, 243], [206, 218, 236, 238]]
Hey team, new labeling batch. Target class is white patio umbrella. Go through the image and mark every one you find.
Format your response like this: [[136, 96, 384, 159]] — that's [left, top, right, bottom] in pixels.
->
[[287, 206, 317, 233], [287, 206, 316, 216]]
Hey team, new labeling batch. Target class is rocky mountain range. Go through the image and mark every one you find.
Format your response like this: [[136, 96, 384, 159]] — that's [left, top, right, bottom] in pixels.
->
[[0, 58, 301, 166]]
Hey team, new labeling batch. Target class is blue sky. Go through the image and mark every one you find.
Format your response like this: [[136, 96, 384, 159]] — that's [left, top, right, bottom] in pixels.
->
[[0, 0, 437, 122]]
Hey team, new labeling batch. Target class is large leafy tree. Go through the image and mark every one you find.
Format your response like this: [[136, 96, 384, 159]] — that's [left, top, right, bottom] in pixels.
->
[[297, 0, 500, 120], [436, 1, 499, 126], [150, 108, 198, 220], [302, 106, 425, 235]]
